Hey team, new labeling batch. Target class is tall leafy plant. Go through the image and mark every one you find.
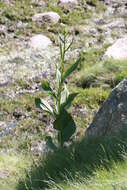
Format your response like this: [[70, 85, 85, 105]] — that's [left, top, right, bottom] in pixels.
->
[[35, 32, 80, 148]]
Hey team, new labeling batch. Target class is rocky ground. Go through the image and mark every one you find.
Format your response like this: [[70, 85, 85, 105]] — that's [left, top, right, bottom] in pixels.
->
[[0, 0, 127, 186], [0, 0, 127, 149]]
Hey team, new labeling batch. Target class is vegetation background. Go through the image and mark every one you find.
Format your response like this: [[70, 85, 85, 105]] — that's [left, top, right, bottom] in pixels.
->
[[0, 0, 127, 189]]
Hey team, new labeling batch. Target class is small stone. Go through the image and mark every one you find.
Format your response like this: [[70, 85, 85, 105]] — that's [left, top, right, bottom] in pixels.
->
[[32, 12, 60, 25], [0, 74, 10, 86], [0, 25, 7, 35], [89, 28, 98, 36], [0, 121, 17, 137], [13, 108, 23, 119], [0, 122, 7, 129], [29, 34, 52, 50], [95, 18, 107, 25], [16, 21, 28, 29], [2, 0, 10, 4], [104, 19, 125, 30], [0, 170, 10, 179]]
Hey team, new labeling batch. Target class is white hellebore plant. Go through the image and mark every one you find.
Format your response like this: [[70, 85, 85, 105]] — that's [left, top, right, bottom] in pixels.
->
[[35, 31, 80, 148]]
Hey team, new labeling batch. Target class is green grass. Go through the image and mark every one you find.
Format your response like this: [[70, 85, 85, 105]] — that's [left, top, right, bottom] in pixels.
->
[[0, 1, 126, 190], [0, 89, 44, 117], [76, 48, 127, 88], [73, 87, 110, 108], [0, 88, 47, 151], [0, 153, 32, 190], [0, 0, 34, 22], [62, 10, 87, 25], [48, 161, 127, 190], [16, 130, 127, 190]]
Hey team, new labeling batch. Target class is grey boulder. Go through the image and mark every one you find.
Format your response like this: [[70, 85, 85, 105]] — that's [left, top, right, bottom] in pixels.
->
[[104, 37, 127, 60], [29, 34, 52, 50], [85, 78, 127, 138], [32, 12, 60, 25]]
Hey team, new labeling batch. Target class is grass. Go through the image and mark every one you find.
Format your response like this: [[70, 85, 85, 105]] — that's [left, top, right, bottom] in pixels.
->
[[1, 40, 127, 190], [0, 87, 47, 151], [0, 1, 126, 189], [0, 0, 34, 22], [16, 130, 127, 190], [62, 10, 87, 25], [0, 153, 32, 190], [48, 162, 127, 190], [73, 87, 110, 108], [76, 48, 127, 88], [0, 92, 40, 125], [0, 0, 106, 42]]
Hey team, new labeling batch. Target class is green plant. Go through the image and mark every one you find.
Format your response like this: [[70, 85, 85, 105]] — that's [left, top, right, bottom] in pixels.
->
[[35, 32, 80, 148]]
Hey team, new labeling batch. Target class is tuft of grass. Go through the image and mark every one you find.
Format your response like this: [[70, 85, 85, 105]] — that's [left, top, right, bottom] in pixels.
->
[[62, 10, 87, 25], [80, 48, 106, 68], [73, 87, 110, 108], [113, 70, 127, 87], [77, 54, 127, 88]]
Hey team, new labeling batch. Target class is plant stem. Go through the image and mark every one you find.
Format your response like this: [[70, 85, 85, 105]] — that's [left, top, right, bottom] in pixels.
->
[[57, 32, 67, 148], [57, 32, 66, 115]]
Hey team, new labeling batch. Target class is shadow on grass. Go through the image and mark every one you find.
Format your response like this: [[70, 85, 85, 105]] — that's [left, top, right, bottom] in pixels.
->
[[17, 130, 127, 190]]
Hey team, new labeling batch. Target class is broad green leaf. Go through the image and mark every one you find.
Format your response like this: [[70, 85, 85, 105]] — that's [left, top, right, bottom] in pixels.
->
[[35, 98, 53, 115], [62, 58, 81, 81], [42, 80, 56, 99], [40, 104, 51, 114], [35, 98, 41, 109], [42, 80, 52, 91], [40, 98, 53, 113], [61, 93, 78, 111], [60, 84, 69, 104], [53, 109, 76, 144], [56, 68, 61, 85]]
